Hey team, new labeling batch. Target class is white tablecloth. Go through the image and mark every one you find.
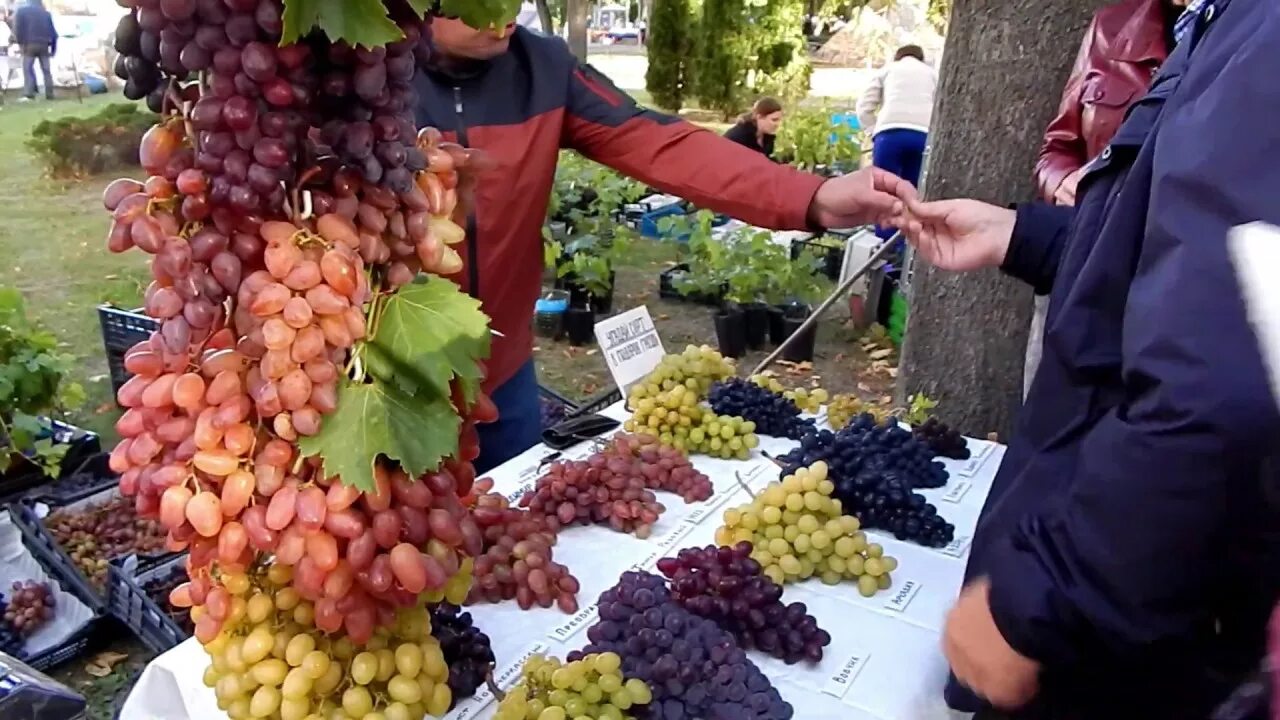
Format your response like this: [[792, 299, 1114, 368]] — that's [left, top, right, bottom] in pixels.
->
[[121, 403, 1002, 720]]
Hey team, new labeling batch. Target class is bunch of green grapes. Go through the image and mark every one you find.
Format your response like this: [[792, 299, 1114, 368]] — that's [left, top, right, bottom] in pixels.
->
[[196, 563, 457, 720], [494, 652, 652, 720], [714, 461, 898, 596], [749, 374, 829, 413], [826, 393, 890, 430], [625, 347, 758, 458]]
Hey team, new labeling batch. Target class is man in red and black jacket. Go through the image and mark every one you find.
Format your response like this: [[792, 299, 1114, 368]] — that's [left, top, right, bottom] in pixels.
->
[[416, 18, 911, 472]]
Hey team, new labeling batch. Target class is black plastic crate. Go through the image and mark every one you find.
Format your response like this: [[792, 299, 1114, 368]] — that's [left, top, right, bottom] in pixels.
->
[[0, 421, 103, 504], [105, 554, 189, 654], [568, 388, 623, 418], [791, 237, 845, 281], [657, 264, 725, 306], [11, 497, 177, 612], [97, 305, 159, 397], [23, 623, 94, 672], [29, 453, 118, 506]]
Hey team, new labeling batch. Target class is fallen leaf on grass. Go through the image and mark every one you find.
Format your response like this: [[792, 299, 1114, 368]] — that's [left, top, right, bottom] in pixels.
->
[[84, 651, 130, 677], [657, 314, 670, 321], [880, 395, 894, 405], [857, 383, 873, 393], [104, 274, 119, 280], [868, 348, 894, 361], [533, 345, 542, 352], [886, 367, 899, 378], [832, 353, 846, 363], [94, 403, 113, 415], [586, 349, 598, 356]]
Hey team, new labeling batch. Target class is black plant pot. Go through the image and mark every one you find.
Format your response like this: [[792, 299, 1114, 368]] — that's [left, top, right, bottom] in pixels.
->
[[565, 307, 596, 346], [713, 308, 747, 359], [743, 302, 769, 350], [534, 311, 564, 340], [780, 313, 817, 363], [590, 286, 615, 316], [768, 305, 788, 346]]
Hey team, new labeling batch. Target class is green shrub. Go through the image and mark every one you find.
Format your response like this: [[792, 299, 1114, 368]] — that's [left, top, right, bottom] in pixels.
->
[[27, 102, 157, 177], [776, 104, 865, 171], [646, 0, 695, 111]]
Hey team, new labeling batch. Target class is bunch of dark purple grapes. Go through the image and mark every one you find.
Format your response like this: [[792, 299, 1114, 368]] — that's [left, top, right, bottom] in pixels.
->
[[708, 378, 814, 440], [574, 570, 794, 720], [657, 544, 830, 665], [912, 417, 971, 460], [430, 602, 496, 707]]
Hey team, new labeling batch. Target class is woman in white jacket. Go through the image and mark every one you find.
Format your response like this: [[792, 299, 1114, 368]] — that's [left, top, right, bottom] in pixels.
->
[[856, 45, 936, 240]]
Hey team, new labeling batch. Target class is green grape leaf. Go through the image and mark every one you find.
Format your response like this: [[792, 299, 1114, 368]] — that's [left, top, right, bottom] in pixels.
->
[[282, 0, 403, 47], [298, 379, 461, 492], [404, 0, 436, 17], [367, 276, 490, 403], [439, 0, 522, 29]]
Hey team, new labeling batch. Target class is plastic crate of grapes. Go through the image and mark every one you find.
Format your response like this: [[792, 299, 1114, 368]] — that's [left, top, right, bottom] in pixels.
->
[[568, 388, 624, 418], [96, 305, 160, 398], [105, 554, 189, 654], [10, 492, 174, 612], [538, 385, 577, 431], [0, 421, 103, 505]]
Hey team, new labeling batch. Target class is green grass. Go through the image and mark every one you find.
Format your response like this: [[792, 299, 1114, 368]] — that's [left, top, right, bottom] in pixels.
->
[[0, 95, 152, 439]]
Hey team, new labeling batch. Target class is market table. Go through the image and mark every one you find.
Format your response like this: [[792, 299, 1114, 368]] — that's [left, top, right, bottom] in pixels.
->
[[120, 403, 1003, 720]]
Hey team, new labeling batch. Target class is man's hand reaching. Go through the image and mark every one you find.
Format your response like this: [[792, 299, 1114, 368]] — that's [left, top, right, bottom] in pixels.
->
[[891, 195, 1016, 272], [807, 167, 918, 230]]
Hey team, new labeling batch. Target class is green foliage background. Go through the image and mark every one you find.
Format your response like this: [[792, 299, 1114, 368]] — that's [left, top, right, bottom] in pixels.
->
[[645, 0, 695, 111]]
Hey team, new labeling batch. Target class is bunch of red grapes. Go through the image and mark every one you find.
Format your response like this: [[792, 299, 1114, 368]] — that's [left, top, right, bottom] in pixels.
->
[[466, 492, 581, 613]]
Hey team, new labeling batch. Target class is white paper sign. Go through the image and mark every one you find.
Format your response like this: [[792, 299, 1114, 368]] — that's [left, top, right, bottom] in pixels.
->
[[822, 650, 871, 699], [649, 520, 697, 553], [444, 641, 551, 720], [594, 306, 665, 393], [548, 604, 599, 642], [954, 442, 995, 478], [941, 480, 972, 504], [938, 534, 973, 559], [882, 579, 922, 613]]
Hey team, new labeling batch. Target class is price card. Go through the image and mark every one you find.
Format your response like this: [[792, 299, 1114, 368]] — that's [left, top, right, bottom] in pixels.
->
[[548, 604, 599, 642], [954, 441, 995, 479], [821, 650, 871, 700], [940, 480, 973, 504], [444, 641, 551, 720], [679, 486, 739, 526], [881, 579, 922, 613], [630, 549, 663, 572], [937, 534, 973, 559], [594, 307, 665, 394], [649, 520, 697, 553]]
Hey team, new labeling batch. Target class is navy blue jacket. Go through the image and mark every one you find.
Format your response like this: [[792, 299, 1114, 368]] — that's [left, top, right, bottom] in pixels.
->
[[13, 2, 55, 51], [950, 1, 1280, 716]]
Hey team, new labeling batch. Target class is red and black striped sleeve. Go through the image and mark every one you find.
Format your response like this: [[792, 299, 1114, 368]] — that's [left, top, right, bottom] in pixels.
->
[[562, 63, 824, 231]]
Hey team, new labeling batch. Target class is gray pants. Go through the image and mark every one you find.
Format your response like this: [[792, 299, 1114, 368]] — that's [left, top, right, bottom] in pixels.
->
[[1024, 295, 1049, 398], [22, 45, 53, 99]]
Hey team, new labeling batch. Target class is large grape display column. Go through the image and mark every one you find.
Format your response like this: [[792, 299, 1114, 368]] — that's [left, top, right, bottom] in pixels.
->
[[102, 2, 516, 718]]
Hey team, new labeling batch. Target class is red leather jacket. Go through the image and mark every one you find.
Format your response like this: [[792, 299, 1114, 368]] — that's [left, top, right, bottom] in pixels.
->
[[1034, 0, 1174, 201]]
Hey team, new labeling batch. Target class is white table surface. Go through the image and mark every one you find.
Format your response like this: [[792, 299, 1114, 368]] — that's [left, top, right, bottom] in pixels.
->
[[121, 403, 1000, 720]]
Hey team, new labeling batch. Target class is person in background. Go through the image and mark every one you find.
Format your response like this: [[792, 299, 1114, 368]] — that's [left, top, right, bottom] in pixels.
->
[[857, 44, 936, 241], [891, 0, 1279, 716], [722, 97, 784, 160], [415, 19, 912, 473], [13, 0, 55, 101], [1023, 0, 1198, 396]]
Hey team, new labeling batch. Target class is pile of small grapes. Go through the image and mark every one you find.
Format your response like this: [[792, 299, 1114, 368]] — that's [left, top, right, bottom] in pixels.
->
[[658, 544, 831, 665], [0, 599, 24, 659], [189, 564, 455, 719], [783, 414, 949, 490], [825, 393, 889, 430], [912, 417, 972, 460], [575, 571, 794, 720], [623, 346, 761, 459], [520, 459, 667, 538], [430, 603, 495, 707], [2, 581, 56, 638], [749, 375, 829, 414], [44, 495, 168, 588], [716, 461, 899, 595], [597, 434, 713, 503], [468, 492, 581, 613], [708, 378, 815, 440], [495, 652, 653, 720], [541, 395, 569, 431]]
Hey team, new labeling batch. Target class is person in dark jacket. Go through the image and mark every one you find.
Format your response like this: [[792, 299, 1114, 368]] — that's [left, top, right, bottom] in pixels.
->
[[416, 19, 912, 472], [13, 0, 55, 101], [722, 97, 784, 159], [893, 0, 1280, 717]]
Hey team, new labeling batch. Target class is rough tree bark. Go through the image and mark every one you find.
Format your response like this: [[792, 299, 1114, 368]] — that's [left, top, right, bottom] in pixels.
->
[[896, 0, 1102, 439], [536, 0, 555, 33], [567, 0, 590, 60]]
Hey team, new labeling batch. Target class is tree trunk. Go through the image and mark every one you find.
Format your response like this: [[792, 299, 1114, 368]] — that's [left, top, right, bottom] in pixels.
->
[[896, 0, 1101, 439], [536, 0, 555, 33], [567, 0, 590, 60]]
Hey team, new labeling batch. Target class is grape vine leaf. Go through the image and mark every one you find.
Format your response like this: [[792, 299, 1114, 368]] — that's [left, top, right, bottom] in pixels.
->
[[367, 275, 490, 404], [298, 379, 460, 492], [281, 0, 403, 47], [439, 0, 523, 29]]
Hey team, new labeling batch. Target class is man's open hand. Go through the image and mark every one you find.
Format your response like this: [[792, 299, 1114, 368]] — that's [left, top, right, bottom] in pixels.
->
[[808, 167, 918, 229], [945, 578, 1041, 710]]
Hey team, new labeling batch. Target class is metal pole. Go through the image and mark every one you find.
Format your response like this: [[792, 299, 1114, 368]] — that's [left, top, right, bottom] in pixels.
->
[[750, 232, 902, 376]]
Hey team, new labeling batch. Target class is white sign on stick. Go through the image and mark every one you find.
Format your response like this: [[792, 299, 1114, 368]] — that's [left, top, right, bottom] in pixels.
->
[[594, 306, 665, 393]]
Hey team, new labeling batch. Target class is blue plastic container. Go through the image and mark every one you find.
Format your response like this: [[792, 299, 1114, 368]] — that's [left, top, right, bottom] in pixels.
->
[[639, 204, 688, 238]]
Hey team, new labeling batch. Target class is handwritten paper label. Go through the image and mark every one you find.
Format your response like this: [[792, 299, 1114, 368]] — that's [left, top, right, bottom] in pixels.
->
[[941, 480, 972, 504], [680, 486, 738, 526], [631, 549, 663, 572], [938, 534, 973, 559], [445, 642, 550, 720], [594, 307, 665, 393], [883, 579, 921, 613], [650, 521, 697, 553], [955, 441, 995, 478], [548, 604, 599, 642], [822, 651, 870, 699]]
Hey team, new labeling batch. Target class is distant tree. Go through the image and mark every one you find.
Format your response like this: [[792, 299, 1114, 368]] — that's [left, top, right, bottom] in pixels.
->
[[646, 0, 695, 110], [694, 0, 812, 119], [752, 0, 813, 105]]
